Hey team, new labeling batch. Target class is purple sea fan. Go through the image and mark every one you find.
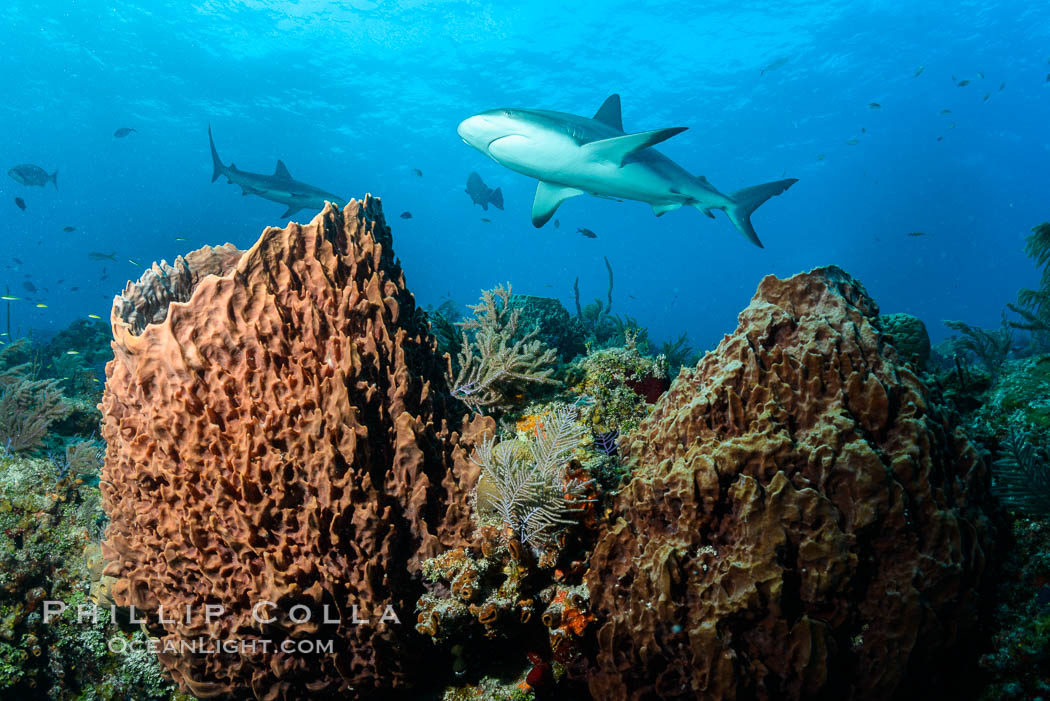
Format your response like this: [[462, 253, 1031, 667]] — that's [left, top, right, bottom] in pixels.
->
[[593, 429, 619, 457]]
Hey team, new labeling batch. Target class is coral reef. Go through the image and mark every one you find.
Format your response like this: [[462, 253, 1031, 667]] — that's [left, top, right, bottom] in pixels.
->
[[1009, 222, 1050, 341], [450, 283, 559, 414], [974, 356, 1050, 433], [878, 312, 931, 368], [584, 265, 999, 700], [567, 334, 667, 434], [945, 317, 1014, 377], [473, 405, 593, 547], [992, 428, 1050, 516], [978, 516, 1050, 700], [0, 449, 181, 699], [656, 332, 699, 375], [0, 375, 71, 453], [100, 198, 492, 699], [507, 294, 586, 361]]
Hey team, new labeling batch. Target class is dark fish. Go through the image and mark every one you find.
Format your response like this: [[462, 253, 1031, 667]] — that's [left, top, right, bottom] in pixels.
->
[[70, 286, 80, 291], [999, 81, 1006, 91], [577, 227, 597, 239], [983, 92, 990, 102], [88, 251, 118, 261], [760, 56, 789, 75], [62, 226, 75, 232], [8, 164, 57, 189], [412, 168, 422, 177], [861, 127, 866, 133], [868, 102, 881, 109], [937, 136, 944, 141], [113, 127, 136, 138], [553, 219, 560, 228], [957, 79, 970, 86], [13, 257, 23, 264], [14, 197, 26, 211], [913, 65, 925, 77], [480, 217, 492, 223], [977, 72, 985, 79], [846, 137, 859, 145], [23, 281, 36, 293], [465, 172, 503, 211], [399, 211, 412, 219], [940, 109, 952, 115], [1046, 73, 1050, 83], [907, 231, 926, 237]]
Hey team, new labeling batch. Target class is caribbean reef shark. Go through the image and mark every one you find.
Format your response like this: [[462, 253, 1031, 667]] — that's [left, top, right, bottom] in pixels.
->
[[456, 95, 797, 247], [208, 125, 344, 219]]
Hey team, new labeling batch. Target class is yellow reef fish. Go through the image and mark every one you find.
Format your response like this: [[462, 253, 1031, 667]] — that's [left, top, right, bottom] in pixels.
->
[[35, 303, 47, 308], [1, 295, 20, 301], [65, 350, 80, 355], [87, 314, 102, 319], [175, 237, 189, 241]]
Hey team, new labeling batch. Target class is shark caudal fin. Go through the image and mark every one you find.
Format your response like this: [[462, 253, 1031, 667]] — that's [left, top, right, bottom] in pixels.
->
[[208, 124, 225, 183], [50, 170, 58, 190], [489, 187, 504, 211], [721, 178, 798, 248]]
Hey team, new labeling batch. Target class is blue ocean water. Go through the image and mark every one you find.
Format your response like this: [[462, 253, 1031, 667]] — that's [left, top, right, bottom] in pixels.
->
[[2, 0, 1048, 351]]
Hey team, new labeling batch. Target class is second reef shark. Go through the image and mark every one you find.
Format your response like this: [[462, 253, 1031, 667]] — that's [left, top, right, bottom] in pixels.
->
[[208, 125, 345, 220]]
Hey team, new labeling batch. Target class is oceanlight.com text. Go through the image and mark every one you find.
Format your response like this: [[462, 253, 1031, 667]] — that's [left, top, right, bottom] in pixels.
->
[[107, 637, 337, 656]]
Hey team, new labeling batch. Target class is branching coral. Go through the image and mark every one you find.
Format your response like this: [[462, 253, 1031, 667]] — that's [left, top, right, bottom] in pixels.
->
[[944, 316, 1013, 376], [450, 283, 558, 414], [657, 332, 697, 373], [1009, 222, 1050, 337], [0, 375, 70, 453], [473, 406, 592, 547], [993, 428, 1050, 516]]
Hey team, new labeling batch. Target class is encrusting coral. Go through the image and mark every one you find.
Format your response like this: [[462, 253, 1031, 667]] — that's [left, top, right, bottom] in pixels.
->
[[584, 265, 1000, 700], [100, 197, 492, 699], [449, 283, 558, 414]]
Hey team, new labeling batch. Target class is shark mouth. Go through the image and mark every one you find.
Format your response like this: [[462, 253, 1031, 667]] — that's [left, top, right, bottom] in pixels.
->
[[486, 134, 525, 150]]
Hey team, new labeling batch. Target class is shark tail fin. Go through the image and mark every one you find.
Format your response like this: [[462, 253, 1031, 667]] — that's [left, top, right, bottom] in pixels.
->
[[50, 170, 58, 190], [722, 178, 798, 248], [208, 124, 224, 183], [489, 187, 504, 211]]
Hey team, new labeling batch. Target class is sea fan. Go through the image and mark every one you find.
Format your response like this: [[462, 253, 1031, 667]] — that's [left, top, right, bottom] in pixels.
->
[[993, 428, 1050, 516], [473, 406, 592, 546], [593, 429, 619, 457]]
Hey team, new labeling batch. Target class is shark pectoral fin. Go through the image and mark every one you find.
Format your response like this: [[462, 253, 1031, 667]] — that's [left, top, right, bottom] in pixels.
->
[[280, 205, 304, 219], [651, 203, 683, 217], [593, 94, 624, 131], [274, 160, 292, 179], [703, 208, 716, 219], [532, 182, 584, 227], [582, 127, 689, 166]]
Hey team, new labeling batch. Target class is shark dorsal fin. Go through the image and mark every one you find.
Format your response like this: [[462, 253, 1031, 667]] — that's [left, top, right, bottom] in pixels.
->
[[593, 94, 623, 130], [274, 160, 292, 179], [582, 127, 688, 166], [531, 181, 583, 228]]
